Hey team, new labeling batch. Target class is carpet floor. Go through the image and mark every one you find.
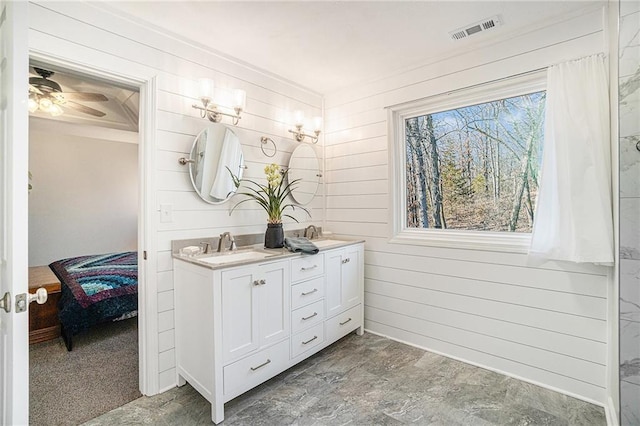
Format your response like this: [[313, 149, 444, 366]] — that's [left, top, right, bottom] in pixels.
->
[[29, 318, 141, 426]]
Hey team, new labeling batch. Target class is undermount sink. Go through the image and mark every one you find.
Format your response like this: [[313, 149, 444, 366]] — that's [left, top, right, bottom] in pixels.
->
[[311, 239, 347, 248], [197, 250, 273, 265]]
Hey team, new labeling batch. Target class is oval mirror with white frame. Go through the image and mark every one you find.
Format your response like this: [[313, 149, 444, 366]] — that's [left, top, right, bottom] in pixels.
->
[[288, 144, 320, 206], [188, 124, 244, 204]]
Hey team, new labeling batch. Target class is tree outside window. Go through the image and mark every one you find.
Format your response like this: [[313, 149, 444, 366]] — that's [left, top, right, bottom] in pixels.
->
[[405, 91, 546, 233]]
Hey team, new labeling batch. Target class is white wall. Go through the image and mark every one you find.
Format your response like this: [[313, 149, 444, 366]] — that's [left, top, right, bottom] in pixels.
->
[[324, 6, 611, 404], [28, 1, 323, 393], [28, 126, 138, 266]]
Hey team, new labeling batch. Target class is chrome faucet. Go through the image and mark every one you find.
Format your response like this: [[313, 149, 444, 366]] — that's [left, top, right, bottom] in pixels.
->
[[304, 225, 318, 240], [200, 242, 212, 254], [217, 232, 236, 252]]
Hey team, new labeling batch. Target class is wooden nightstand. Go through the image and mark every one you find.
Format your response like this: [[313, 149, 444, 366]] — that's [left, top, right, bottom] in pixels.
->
[[28, 266, 62, 344]]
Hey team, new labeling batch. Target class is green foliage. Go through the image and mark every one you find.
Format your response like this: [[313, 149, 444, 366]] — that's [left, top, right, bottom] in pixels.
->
[[229, 163, 309, 224]]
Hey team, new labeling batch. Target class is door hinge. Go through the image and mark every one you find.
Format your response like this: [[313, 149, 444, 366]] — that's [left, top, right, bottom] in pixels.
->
[[143, 251, 147, 260]]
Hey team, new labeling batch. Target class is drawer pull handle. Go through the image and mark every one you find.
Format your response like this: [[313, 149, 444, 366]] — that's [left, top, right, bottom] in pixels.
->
[[301, 288, 318, 296], [300, 265, 318, 271], [339, 317, 352, 326], [341, 258, 350, 264], [302, 335, 318, 345], [302, 312, 318, 321], [250, 359, 271, 371]]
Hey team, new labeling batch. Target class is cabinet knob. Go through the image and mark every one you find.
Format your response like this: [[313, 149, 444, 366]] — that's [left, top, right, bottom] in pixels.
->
[[341, 258, 350, 264], [253, 279, 266, 286]]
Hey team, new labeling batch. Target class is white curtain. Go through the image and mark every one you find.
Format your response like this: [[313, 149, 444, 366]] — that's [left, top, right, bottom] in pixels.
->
[[529, 54, 613, 264], [210, 129, 243, 200]]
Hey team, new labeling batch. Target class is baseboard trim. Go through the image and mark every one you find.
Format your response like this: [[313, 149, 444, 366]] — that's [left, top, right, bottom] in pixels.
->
[[364, 328, 606, 408], [605, 396, 619, 426]]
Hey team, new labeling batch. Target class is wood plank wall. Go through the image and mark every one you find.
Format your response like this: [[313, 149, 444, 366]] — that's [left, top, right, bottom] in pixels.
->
[[324, 6, 611, 404], [28, 1, 323, 392]]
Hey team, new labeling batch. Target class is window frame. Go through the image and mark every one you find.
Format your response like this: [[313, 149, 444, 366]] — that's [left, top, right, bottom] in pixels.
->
[[387, 71, 547, 253]]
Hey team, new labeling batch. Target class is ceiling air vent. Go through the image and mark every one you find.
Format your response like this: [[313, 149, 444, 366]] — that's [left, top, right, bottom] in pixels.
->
[[449, 15, 502, 41]]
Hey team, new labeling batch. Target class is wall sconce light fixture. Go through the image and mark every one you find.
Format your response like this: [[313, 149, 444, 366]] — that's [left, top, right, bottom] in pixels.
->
[[288, 110, 322, 144], [192, 78, 246, 125]]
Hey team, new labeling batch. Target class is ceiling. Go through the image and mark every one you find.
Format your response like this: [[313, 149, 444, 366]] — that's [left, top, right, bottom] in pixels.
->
[[28, 64, 139, 133], [99, 0, 604, 95], [31, 1, 602, 131]]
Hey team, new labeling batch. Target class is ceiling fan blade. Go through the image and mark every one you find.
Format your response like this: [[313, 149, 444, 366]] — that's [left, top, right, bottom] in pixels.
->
[[64, 100, 106, 117], [53, 92, 108, 102], [29, 84, 43, 95]]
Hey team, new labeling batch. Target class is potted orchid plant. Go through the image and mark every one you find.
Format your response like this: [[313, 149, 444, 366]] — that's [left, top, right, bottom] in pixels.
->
[[229, 163, 309, 248]]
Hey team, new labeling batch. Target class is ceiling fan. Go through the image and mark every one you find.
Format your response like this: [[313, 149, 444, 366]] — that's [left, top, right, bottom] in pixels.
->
[[28, 67, 108, 117]]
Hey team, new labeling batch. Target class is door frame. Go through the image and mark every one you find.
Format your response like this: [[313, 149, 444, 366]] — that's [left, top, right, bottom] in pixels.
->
[[28, 52, 159, 396]]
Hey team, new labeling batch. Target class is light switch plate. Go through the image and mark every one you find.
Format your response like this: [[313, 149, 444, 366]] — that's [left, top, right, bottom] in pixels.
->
[[160, 204, 173, 223]]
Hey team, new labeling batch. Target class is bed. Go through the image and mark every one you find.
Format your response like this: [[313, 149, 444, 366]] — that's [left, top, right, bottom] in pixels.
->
[[49, 251, 138, 351]]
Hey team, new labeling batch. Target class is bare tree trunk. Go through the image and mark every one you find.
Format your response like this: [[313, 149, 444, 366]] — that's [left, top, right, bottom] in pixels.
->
[[509, 125, 538, 231], [406, 119, 430, 227], [524, 177, 534, 225], [406, 147, 420, 227], [426, 115, 444, 228]]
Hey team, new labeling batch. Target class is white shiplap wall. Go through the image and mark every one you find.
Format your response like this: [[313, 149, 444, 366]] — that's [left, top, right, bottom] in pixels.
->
[[28, 2, 323, 393], [324, 6, 611, 404]]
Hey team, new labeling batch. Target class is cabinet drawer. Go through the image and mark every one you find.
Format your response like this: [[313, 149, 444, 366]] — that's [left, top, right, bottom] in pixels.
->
[[326, 304, 361, 343], [291, 276, 324, 309], [291, 323, 324, 359], [223, 339, 289, 399], [291, 299, 325, 334], [291, 254, 324, 283]]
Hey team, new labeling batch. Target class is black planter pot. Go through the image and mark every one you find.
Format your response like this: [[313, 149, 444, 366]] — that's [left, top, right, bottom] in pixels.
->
[[264, 223, 284, 249]]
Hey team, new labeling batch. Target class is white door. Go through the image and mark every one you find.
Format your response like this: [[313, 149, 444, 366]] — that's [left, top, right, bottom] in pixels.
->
[[0, 1, 30, 425]]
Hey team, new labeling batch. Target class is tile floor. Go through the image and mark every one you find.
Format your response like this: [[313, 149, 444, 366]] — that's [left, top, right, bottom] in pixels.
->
[[84, 332, 606, 425]]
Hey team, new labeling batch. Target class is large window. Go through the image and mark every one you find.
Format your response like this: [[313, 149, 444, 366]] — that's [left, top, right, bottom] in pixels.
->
[[389, 72, 547, 251], [406, 91, 546, 232]]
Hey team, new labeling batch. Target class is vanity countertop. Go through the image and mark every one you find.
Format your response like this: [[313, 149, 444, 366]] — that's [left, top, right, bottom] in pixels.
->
[[172, 238, 364, 270]]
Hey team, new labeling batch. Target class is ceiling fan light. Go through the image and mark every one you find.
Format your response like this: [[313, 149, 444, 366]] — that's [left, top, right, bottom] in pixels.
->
[[28, 94, 39, 113], [38, 97, 53, 111], [49, 104, 64, 117]]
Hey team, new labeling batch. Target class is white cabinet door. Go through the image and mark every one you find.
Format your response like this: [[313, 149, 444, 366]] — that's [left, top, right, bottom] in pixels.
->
[[325, 245, 362, 317], [325, 249, 344, 317], [222, 267, 260, 363], [258, 261, 290, 348], [341, 245, 361, 310], [221, 260, 289, 364]]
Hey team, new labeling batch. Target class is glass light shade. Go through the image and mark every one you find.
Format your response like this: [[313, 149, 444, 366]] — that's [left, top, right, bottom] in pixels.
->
[[293, 110, 305, 127], [198, 78, 215, 102], [312, 116, 323, 132], [28, 94, 39, 113], [233, 89, 246, 111], [49, 104, 64, 117], [38, 97, 53, 111]]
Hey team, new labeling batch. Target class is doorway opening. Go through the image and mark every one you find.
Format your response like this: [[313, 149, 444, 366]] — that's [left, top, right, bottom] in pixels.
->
[[26, 60, 144, 425]]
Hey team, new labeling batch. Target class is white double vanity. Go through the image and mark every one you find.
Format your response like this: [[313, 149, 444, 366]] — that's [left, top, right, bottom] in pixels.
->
[[173, 239, 364, 424]]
